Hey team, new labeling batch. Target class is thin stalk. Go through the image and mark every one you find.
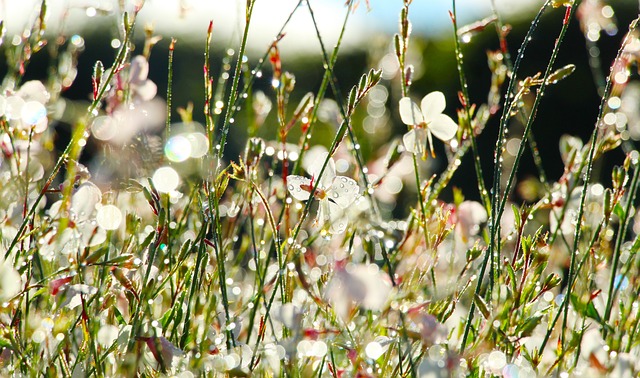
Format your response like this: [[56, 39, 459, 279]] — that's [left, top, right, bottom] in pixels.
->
[[451, 0, 491, 214], [459, 0, 553, 354], [216, 0, 255, 161], [604, 162, 640, 328], [227, 1, 304, 128], [452, 0, 493, 294], [165, 38, 176, 142], [561, 15, 640, 354], [490, 0, 550, 190], [539, 220, 602, 353]]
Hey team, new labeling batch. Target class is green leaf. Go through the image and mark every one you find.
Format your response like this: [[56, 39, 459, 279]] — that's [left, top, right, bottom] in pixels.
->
[[613, 203, 626, 220], [517, 314, 543, 338], [474, 293, 491, 320], [512, 204, 522, 230], [113, 307, 126, 326], [505, 263, 518, 294], [0, 336, 12, 350], [546, 64, 575, 84]]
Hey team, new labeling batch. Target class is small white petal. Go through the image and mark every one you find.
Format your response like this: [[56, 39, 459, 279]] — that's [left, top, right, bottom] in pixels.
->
[[134, 80, 157, 101], [421, 91, 446, 122], [21, 100, 47, 125], [317, 199, 332, 223], [402, 128, 427, 155], [307, 152, 336, 189], [17, 80, 50, 104], [286, 175, 312, 201], [328, 176, 359, 208], [428, 113, 458, 141], [399, 97, 424, 125], [0, 258, 21, 302], [87, 227, 107, 247], [327, 201, 349, 234], [5, 96, 25, 120], [97, 325, 119, 348], [72, 182, 102, 221], [129, 56, 149, 84], [302, 145, 329, 173]]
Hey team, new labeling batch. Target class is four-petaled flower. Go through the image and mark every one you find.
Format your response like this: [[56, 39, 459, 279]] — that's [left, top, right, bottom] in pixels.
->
[[287, 153, 359, 233], [399, 91, 458, 158]]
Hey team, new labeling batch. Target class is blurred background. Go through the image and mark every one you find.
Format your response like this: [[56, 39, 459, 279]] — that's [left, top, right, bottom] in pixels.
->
[[2, 0, 640, 207]]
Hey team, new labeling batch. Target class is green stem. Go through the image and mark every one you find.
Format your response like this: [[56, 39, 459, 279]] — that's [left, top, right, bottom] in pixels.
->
[[459, 0, 553, 355], [604, 162, 640, 328], [561, 15, 640, 355]]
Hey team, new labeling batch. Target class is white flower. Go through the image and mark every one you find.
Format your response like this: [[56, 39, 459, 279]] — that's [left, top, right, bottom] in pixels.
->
[[286, 152, 359, 233], [399, 91, 458, 157], [324, 263, 393, 321], [0, 256, 21, 302], [0, 80, 50, 133], [129, 55, 157, 103], [456, 200, 487, 243], [42, 182, 107, 261]]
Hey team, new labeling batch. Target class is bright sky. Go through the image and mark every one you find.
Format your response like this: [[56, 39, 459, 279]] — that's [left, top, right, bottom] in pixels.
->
[[1, 0, 542, 54]]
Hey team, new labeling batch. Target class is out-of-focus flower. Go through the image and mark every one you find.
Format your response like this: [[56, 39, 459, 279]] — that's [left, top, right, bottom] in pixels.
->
[[324, 262, 392, 320], [139, 335, 184, 370], [0, 80, 50, 134], [56, 284, 98, 309], [94, 55, 164, 146], [550, 184, 605, 238], [42, 182, 107, 260], [91, 99, 166, 145], [0, 255, 21, 302], [406, 309, 447, 345], [252, 90, 272, 127], [455, 200, 487, 243], [399, 91, 458, 158], [287, 152, 359, 234], [579, 328, 608, 374], [128, 55, 157, 103]]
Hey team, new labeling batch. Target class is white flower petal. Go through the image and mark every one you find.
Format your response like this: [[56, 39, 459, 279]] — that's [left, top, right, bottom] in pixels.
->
[[302, 145, 329, 173], [129, 56, 149, 84], [307, 152, 336, 189], [399, 97, 424, 125], [428, 113, 458, 141], [134, 80, 157, 102], [286, 175, 312, 201], [327, 201, 349, 234], [97, 325, 119, 348], [421, 91, 446, 121], [402, 128, 427, 155], [317, 199, 331, 224], [87, 227, 107, 247], [71, 182, 102, 222], [0, 258, 21, 302], [328, 176, 359, 208], [17, 80, 50, 104], [350, 265, 392, 311]]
